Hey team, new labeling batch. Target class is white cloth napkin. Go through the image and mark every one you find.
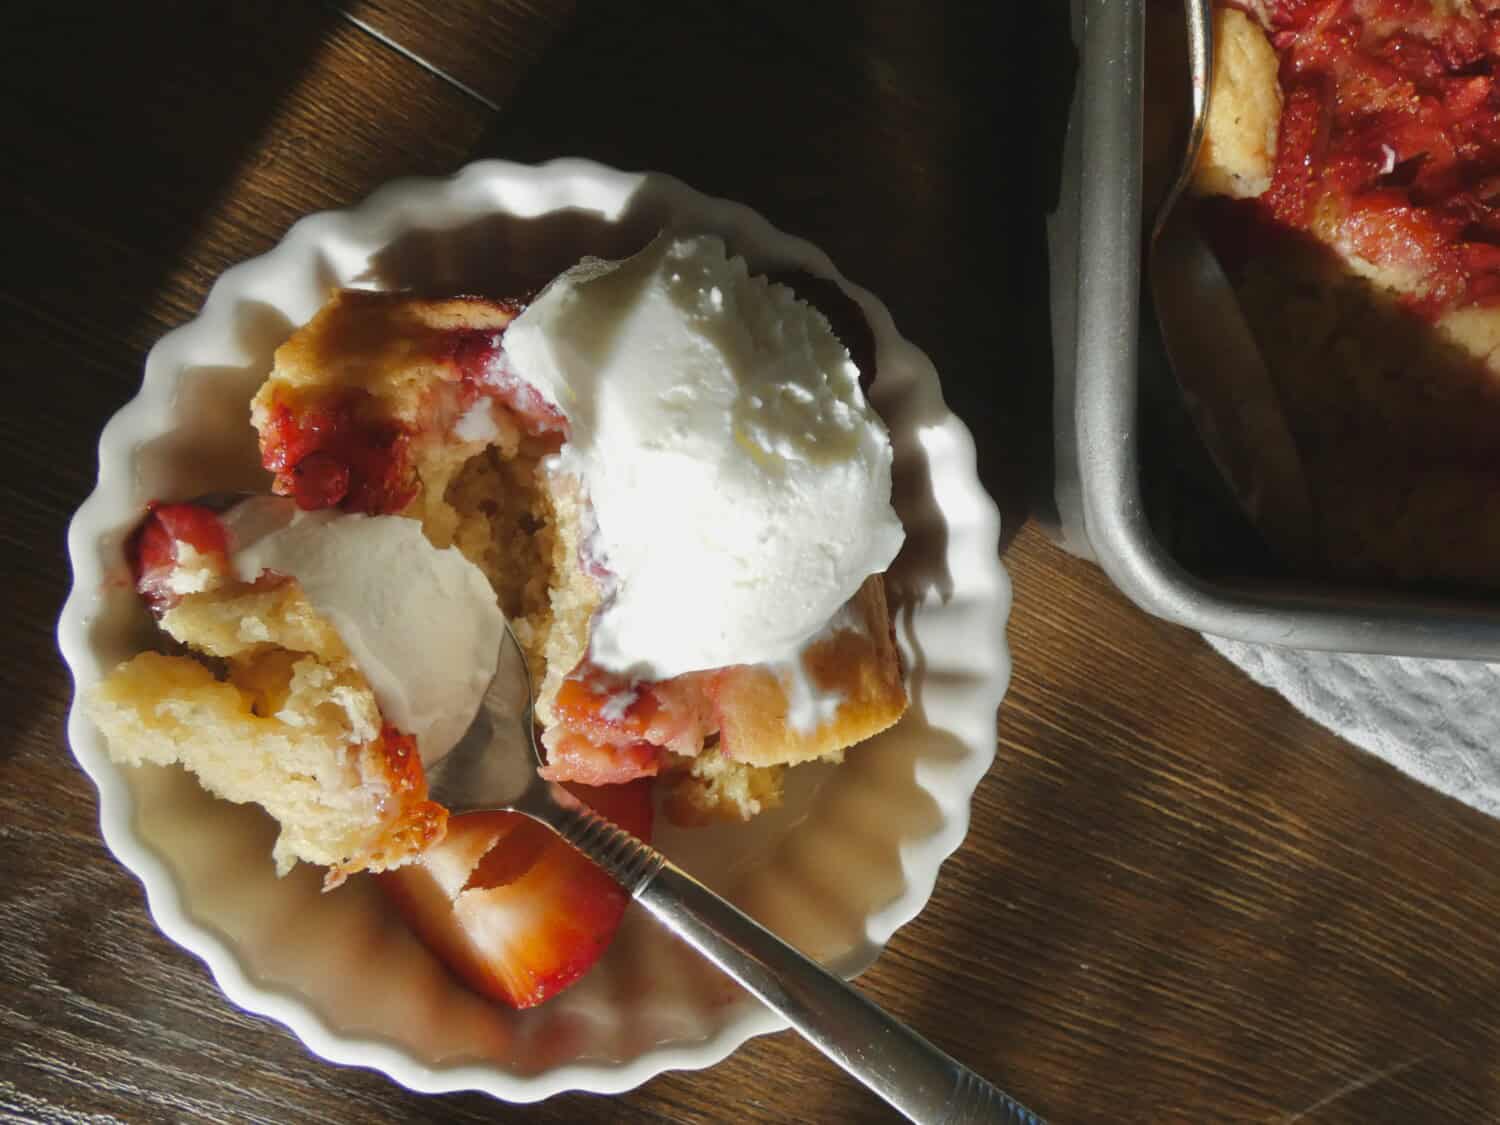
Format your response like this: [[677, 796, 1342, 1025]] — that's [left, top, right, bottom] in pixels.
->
[[1205, 637, 1500, 817]]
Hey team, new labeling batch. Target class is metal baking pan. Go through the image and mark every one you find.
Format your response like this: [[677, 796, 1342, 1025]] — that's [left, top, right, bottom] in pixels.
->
[[1046, 0, 1500, 660]]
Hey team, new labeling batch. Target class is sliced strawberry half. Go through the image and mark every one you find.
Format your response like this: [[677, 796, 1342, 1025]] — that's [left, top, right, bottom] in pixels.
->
[[377, 778, 654, 1009]]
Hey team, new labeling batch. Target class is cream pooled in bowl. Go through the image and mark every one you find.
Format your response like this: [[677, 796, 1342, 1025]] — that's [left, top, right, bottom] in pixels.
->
[[223, 496, 505, 767]]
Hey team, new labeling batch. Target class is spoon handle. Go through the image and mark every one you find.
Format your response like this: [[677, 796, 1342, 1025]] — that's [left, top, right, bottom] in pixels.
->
[[530, 786, 1044, 1125]]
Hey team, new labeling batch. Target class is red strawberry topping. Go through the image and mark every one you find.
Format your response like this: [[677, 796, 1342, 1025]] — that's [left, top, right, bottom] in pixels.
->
[[260, 391, 417, 514], [128, 503, 229, 614], [1252, 0, 1500, 317]]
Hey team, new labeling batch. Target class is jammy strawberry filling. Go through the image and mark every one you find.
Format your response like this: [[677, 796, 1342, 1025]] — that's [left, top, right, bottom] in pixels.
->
[[543, 666, 720, 786], [1219, 0, 1500, 315], [261, 391, 416, 513], [443, 327, 568, 437], [258, 295, 564, 514], [129, 502, 230, 613]]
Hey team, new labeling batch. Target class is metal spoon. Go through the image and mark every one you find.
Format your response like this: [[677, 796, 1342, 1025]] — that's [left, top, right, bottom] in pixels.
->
[[1147, 0, 1317, 563], [426, 624, 1044, 1125]]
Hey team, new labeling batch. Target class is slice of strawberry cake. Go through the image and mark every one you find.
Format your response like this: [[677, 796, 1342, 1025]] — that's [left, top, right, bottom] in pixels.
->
[[88, 231, 909, 1005], [248, 232, 909, 825]]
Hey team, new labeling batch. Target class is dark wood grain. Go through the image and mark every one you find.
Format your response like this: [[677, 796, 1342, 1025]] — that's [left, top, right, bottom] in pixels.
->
[[9, 2, 1500, 1122]]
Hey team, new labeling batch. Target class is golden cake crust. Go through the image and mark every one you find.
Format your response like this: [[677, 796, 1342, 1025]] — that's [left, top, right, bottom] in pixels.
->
[[89, 578, 445, 885], [659, 574, 907, 824], [255, 290, 521, 426], [1191, 7, 1282, 200]]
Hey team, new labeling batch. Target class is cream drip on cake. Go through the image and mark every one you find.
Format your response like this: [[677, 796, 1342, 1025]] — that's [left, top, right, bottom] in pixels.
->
[[498, 232, 904, 682]]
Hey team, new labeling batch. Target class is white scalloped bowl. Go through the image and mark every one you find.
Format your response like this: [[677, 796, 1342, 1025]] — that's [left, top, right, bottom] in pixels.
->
[[57, 159, 1010, 1100]]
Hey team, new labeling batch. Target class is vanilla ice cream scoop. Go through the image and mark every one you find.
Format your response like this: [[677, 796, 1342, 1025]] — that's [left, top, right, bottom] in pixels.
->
[[499, 233, 904, 681], [222, 496, 504, 764]]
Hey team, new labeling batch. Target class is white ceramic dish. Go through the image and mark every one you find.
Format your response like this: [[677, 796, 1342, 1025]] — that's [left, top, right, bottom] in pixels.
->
[[57, 159, 1011, 1101]]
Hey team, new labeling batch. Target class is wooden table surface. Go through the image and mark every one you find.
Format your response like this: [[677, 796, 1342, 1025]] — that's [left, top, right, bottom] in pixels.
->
[[9, 3, 1500, 1122]]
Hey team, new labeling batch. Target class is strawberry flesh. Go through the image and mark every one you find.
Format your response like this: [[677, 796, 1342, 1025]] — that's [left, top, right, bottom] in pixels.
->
[[1251, 0, 1500, 317], [128, 502, 229, 614], [260, 391, 417, 514], [378, 779, 654, 1009]]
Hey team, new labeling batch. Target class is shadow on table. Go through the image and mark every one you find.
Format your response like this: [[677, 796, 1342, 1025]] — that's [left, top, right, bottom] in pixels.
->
[[464, 0, 1079, 559], [2, 5, 343, 775]]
